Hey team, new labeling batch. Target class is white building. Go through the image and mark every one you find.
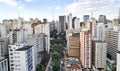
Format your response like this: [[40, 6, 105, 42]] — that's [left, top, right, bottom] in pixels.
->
[[117, 52, 120, 71], [67, 13, 73, 30], [13, 46, 33, 71], [96, 23, 106, 41], [0, 24, 7, 38], [9, 43, 26, 71], [94, 42, 107, 69], [35, 23, 50, 53], [74, 18, 80, 30], [23, 23, 33, 42], [0, 57, 8, 71]]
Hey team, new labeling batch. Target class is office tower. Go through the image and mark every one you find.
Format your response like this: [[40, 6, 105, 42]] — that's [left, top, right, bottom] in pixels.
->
[[50, 20, 55, 32], [43, 18, 47, 23], [23, 23, 33, 42], [0, 57, 8, 71], [55, 21, 61, 33], [113, 19, 120, 26], [80, 30, 92, 69], [91, 18, 97, 40], [99, 15, 106, 24], [94, 42, 107, 70], [34, 23, 50, 53], [74, 18, 80, 30], [72, 17, 76, 29], [0, 24, 7, 37], [12, 46, 33, 71], [67, 33, 80, 57], [67, 13, 72, 30], [105, 29, 119, 61], [96, 23, 106, 41], [83, 15, 90, 22], [59, 15, 66, 32], [0, 37, 9, 57]]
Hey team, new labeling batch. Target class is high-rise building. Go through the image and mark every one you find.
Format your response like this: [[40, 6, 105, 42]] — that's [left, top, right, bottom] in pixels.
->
[[117, 51, 120, 71], [94, 42, 107, 69], [67, 13, 72, 30], [43, 18, 47, 23], [74, 18, 80, 30], [72, 17, 76, 29], [50, 20, 55, 32], [12, 46, 33, 71], [96, 23, 106, 41], [0, 24, 7, 37], [0, 37, 9, 57], [34, 23, 50, 53], [80, 30, 92, 69], [59, 16, 66, 32], [0, 57, 8, 71], [105, 29, 119, 61], [99, 15, 106, 24], [83, 15, 90, 22], [9, 43, 26, 71], [27, 34, 45, 71], [67, 33, 80, 57]]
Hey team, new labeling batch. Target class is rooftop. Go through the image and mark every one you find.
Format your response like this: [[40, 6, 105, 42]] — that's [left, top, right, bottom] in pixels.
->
[[0, 57, 5, 62], [71, 64, 80, 70], [16, 45, 33, 51]]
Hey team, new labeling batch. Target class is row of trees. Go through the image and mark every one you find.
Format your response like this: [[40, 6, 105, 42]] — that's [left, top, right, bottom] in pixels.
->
[[50, 30, 66, 71]]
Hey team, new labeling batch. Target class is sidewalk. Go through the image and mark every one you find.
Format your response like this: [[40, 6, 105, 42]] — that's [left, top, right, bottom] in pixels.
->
[[45, 57, 52, 71]]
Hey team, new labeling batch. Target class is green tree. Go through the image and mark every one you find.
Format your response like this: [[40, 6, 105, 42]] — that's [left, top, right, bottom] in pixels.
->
[[36, 65, 45, 71], [52, 51, 61, 61], [52, 61, 60, 71], [54, 44, 64, 55]]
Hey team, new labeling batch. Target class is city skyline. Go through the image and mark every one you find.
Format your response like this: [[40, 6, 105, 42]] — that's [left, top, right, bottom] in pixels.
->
[[0, 0, 120, 22]]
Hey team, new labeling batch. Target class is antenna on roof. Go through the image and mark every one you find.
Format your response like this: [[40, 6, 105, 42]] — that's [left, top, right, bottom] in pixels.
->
[[91, 12, 93, 18], [118, 8, 120, 19], [52, 9, 54, 20]]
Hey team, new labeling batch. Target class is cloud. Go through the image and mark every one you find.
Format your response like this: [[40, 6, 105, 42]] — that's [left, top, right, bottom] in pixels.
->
[[0, 0, 25, 9], [65, 0, 120, 20], [55, 6, 61, 10], [48, 6, 53, 10], [25, 0, 32, 2]]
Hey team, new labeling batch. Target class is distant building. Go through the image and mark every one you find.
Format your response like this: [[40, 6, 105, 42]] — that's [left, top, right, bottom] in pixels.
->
[[83, 15, 90, 22], [67, 13, 73, 30], [59, 16, 66, 32], [74, 18, 80, 30], [0, 24, 7, 37], [50, 20, 55, 32], [99, 15, 106, 24], [96, 23, 106, 41], [72, 17, 76, 29], [0, 57, 8, 71], [113, 19, 120, 27], [34, 23, 50, 53], [43, 18, 47, 23], [80, 30, 92, 69]]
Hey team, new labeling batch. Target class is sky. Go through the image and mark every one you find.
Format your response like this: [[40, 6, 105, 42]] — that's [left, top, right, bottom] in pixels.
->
[[0, 0, 120, 22]]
